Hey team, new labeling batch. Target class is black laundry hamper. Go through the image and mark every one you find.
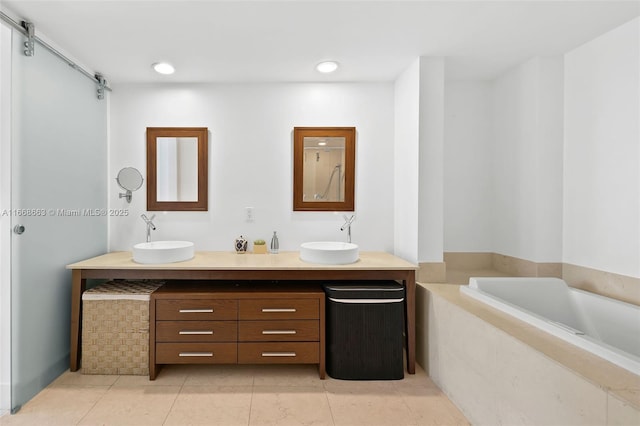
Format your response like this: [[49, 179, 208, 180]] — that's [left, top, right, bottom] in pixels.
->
[[323, 282, 405, 380]]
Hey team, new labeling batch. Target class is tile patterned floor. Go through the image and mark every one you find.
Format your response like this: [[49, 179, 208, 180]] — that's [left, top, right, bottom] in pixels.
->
[[0, 364, 469, 425]]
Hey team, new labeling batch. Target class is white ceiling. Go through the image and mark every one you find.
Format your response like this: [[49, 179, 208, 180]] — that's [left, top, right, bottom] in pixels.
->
[[2, 1, 639, 86]]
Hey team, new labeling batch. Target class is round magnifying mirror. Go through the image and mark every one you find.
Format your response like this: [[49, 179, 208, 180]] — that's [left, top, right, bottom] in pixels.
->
[[116, 167, 143, 203], [117, 167, 143, 191]]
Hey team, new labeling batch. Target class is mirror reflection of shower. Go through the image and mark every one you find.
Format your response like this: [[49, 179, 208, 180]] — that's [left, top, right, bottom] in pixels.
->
[[302, 136, 346, 202], [315, 163, 342, 200]]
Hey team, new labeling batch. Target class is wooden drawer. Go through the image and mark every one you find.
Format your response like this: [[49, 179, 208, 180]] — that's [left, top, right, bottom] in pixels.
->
[[239, 299, 318, 320], [156, 321, 237, 342], [156, 299, 237, 320], [238, 342, 319, 364], [156, 343, 237, 364], [238, 320, 318, 342]]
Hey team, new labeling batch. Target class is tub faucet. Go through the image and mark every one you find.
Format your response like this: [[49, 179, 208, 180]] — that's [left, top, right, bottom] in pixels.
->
[[340, 214, 355, 243], [141, 214, 156, 242]]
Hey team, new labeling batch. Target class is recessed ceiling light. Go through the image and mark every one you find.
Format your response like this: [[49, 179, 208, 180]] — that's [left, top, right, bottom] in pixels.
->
[[316, 61, 339, 73], [318, 142, 327, 146], [152, 62, 175, 75]]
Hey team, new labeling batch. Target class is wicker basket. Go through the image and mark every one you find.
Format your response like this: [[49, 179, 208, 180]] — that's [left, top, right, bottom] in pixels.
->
[[81, 280, 163, 375]]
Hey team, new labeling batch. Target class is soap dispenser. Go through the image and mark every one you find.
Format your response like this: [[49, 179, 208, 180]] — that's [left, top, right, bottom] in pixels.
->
[[270, 231, 279, 254]]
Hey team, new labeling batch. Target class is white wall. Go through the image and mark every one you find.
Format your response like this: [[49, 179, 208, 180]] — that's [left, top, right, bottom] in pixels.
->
[[490, 58, 537, 260], [107, 18, 638, 280], [394, 59, 420, 264], [564, 17, 640, 278], [108, 83, 395, 252], [445, 57, 563, 261], [444, 17, 637, 281], [490, 56, 564, 263], [534, 58, 564, 263], [443, 81, 492, 252], [393, 57, 446, 265], [418, 57, 445, 263]]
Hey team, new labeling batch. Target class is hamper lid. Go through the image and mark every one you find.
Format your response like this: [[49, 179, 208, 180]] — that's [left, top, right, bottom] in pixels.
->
[[322, 281, 404, 300], [82, 280, 164, 301]]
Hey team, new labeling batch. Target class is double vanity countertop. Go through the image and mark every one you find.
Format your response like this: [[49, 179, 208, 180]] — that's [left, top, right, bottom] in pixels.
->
[[67, 250, 417, 271]]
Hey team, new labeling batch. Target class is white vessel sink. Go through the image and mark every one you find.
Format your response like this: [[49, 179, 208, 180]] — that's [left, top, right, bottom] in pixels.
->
[[299, 241, 359, 265], [133, 241, 195, 264]]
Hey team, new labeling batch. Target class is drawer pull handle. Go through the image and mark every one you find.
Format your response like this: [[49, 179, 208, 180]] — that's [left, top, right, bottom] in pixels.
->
[[262, 330, 297, 335], [179, 330, 214, 335], [179, 352, 213, 357], [261, 352, 296, 357], [179, 309, 214, 313], [261, 308, 296, 313]]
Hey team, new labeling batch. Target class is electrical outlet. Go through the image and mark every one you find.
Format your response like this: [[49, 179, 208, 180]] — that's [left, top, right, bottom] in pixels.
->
[[245, 206, 254, 222]]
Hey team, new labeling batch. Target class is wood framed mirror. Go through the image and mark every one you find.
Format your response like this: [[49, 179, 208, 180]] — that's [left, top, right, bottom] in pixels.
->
[[146, 127, 208, 211], [293, 127, 355, 211]]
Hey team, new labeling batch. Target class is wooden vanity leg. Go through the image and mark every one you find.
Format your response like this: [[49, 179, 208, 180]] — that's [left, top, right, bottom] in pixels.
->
[[405, 272, 416, 374], [70, 269, 86, 371], [318, 293, 326, 379], [149, 295, 157, 380]]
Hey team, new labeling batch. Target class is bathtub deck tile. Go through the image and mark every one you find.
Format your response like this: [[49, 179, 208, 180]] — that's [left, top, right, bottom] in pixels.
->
[[437, 296, 500, 381], [436, 345, 499, 425], [495, 400, 537, 426], [494, 329, 608, 426], [422, 283, 640, 419], [506, 324, 640, 394], [607, 391, 640, 424], [609, 388, 640, 411], [421, 283, 536, 334]]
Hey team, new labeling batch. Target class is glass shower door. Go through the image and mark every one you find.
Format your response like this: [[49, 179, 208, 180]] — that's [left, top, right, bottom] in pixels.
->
[[10, 28, 108, 411], [0, 21, 12, 414]]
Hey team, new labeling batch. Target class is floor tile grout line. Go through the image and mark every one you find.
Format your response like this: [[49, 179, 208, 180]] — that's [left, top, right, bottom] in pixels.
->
[[247, 369, 258, 426], [73, 373, 120, 425], [247, 381, 255, 426], [160, 375, 184, 426], [323, 387, 338, 426], [396, 390, 425, 426]]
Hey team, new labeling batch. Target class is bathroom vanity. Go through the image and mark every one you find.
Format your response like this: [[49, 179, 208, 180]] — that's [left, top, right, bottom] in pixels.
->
[[66, 251, 417, 377]]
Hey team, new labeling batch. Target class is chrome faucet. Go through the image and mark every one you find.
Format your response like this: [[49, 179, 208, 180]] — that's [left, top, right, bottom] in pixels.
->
[[141, 214, 156, 242], [340, 214, 355, 243]]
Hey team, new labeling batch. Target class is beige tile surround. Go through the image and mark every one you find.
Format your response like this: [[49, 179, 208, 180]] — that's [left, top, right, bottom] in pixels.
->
[[563, 263, 640, 306], [443, 252, 563, 280], [419, 252, 563, 284], [419, 283, 640, 426], [442, 252, 639, 305], [417, 262, 447, 283]]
